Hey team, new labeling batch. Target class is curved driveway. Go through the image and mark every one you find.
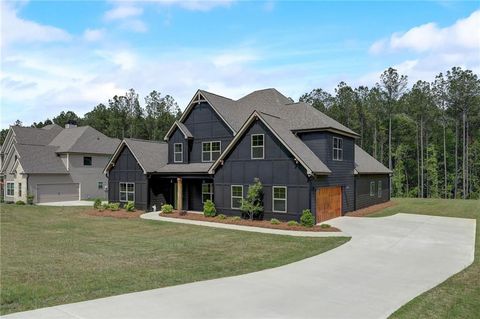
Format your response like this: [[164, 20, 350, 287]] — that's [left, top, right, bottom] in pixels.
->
[[5, 213, 476, 319]]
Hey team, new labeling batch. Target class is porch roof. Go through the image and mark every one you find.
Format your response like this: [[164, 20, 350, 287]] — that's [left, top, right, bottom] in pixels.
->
[[153, 162, 212, 174]]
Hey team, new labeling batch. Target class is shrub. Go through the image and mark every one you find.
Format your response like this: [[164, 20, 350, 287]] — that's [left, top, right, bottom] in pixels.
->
[[270, 218, 280, 225], [27, 194, 34, 205], [320, 223, 331, 229], [300, 209, 315, 227], [287, 220, 299, 226], [101, 203, 109, 210], [161, 204, 173, 214], [109, 203, 120, 211], [93, 198, 102, 209], [15, 200, 26, 205], [125, 201, 135, 212], [217, 214, 227, 220], [0, 195, 4, 203], [203, 200, 216, 217], [232, 216, 241, 221], [240, 178, 264, 220]]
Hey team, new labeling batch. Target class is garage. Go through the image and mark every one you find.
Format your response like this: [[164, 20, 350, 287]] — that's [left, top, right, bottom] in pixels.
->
[[316, 186, 342, 223], [37, 183, 80, 203]]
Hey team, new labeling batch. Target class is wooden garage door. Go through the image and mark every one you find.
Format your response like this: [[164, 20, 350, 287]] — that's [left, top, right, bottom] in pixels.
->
[[316, 186, 342, 223], [37, 183, 79, 203]]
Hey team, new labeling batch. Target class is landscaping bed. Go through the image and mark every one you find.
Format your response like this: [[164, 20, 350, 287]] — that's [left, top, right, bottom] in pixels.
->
[[85, 209, 143, 219], [159, 211, 340, 232]]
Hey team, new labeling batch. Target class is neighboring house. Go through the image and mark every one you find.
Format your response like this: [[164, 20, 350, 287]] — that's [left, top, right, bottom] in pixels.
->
[[1, 123, 119, 203], [105, 89, 391, 222]]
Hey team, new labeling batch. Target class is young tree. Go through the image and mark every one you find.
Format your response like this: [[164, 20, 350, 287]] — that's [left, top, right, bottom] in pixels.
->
[[240, 178, 264, 221]]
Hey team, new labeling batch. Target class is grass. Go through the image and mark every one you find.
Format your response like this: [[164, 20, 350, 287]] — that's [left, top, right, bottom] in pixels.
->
[[0, 204, 349, 315], [368, 198, 480, 319]]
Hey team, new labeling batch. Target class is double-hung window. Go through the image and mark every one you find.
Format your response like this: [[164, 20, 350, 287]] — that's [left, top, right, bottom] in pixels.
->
[[378, 181, 382, 198], [202, 183, 213, 203], [251, 134, 264, 159], [202, 141, 221, 162], [370, 181, 375, 197], [174, 143, 183, 163], [231, 185, 243, 209], [333, 137, 343, 161], [98, 181, 103, 190], [6, 182, 14, 196], [272, 186, 287, 213], [119, 182, 135, 202]]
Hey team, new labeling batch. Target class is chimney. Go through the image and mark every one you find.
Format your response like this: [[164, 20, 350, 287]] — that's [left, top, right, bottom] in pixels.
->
[[65, 120, 77, 129]]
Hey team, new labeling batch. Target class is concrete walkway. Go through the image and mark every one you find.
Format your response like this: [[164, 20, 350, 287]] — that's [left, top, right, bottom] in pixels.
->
[[5, 213, 476, 319], [141, 211, 347, 237]]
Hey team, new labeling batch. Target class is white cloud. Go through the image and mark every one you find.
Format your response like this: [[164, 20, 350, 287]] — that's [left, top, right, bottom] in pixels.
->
[[154, 0, 235, 11], [0, 2, 71, 47], [104, 5, 143, 21], [83, 28, 105, 41], [370, 10, 480, 54], [212, 52, 258, 67]]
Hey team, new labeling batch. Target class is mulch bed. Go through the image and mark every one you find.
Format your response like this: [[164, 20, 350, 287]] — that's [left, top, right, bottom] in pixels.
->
[[345, 201, 396, 217], [159, 211, 340, 232], [85, 209, 143, 219]]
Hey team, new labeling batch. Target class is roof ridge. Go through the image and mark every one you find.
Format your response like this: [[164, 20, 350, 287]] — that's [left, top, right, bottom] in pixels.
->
[[199, 89, 234, 101], [258, 111, 282, 119], [125, 137, 167, 144]]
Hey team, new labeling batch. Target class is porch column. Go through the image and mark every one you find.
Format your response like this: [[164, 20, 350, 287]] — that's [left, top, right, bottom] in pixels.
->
[[177, 177, 183, 211]]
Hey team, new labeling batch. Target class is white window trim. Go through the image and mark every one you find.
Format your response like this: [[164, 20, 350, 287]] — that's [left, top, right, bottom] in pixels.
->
[[370, 181, 375, 197], [6, 182, 14, 197], [333, 137, 343, 161], [231, 185, 243, 210], [174, 143, 183, 163], [251, 134, 265, 160], [119, 182, 135, 202], [202, 183, 213, 203], [272, 186, 287, 213], [378, 181, 382, 198], [201, 141, 221, 163]]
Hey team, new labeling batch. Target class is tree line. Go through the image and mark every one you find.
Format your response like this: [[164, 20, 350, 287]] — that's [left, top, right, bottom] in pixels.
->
[[2, 66, 479, 199]]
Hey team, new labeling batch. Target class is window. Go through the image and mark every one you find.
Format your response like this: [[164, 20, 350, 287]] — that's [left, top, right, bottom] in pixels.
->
[[333, 137, 343, 161], [119, 182, 135, 202], [272, 186, 287, 213], [6, 182, 14, 196], [378, 181, 382, 198], [370, 181, 375, 196], [83, 156, 92, 166], [202, 183, 213, 203], [174, 143, 183, 163], [98, 181, 103, 190], [251, 134, 264, 159], [202, 141, 221, 162], [18, 183, 22, 197], [231, 185, 243, 209]]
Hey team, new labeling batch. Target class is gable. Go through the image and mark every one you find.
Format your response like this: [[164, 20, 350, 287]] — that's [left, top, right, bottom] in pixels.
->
[[183, 102, 233, 139]]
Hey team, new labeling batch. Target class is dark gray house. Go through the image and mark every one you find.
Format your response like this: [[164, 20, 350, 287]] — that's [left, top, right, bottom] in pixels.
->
[[104, 89, 391, 222]]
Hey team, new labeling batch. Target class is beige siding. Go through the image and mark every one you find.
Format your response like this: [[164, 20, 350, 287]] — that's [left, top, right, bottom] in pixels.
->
[[68, 153, 109, 199]]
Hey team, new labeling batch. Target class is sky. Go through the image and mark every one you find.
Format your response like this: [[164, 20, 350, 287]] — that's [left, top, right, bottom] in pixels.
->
[[1, 0, 479, 129]]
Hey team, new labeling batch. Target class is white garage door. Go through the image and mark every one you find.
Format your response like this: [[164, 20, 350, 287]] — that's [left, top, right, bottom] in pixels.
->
[[37, 183, 80, 203]]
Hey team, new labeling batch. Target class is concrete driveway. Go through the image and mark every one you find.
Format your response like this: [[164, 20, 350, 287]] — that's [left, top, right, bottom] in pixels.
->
[[5, 213, 476, 319], [37, 200, 104, 207]]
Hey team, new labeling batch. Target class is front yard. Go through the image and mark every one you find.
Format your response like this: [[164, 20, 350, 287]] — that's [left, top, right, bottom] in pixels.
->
[[369, 198, 480, 319], [0, 204, 348, 315]]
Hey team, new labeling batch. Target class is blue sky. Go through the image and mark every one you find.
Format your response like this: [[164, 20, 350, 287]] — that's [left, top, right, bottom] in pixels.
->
[[1, 0, 479, 128]]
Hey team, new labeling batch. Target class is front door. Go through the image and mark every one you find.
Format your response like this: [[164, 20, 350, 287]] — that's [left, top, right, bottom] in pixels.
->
[[316, 186, 342, 223]]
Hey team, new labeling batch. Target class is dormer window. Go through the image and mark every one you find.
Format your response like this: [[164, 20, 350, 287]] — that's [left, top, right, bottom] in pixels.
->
[[174, 143, 183, 163], [251, 134, 264, 159], [333, 137, 343, 161], [202, 141, 221, 162]]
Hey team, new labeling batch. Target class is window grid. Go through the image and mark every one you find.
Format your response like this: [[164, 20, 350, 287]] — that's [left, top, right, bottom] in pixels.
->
[[202, 183, 213, 203], [98, 181, 103, 190], [119, 182, 135, 202], [370, 181, 375, 197], [333, 137, 343, 161], [272, 186, 287, 213], [378, 181, 382, 198], [174, 143, 183, 163], [251, 134, 264, 159], [6, 182, 14, 196], [18, 183, 22, 197], [202, 141, 221, 162], [231, 185, 243, 209]]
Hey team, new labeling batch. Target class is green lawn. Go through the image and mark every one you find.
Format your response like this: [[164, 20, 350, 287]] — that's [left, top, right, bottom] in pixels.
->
[[0, 204, 349, 315], [369, 198, 480, 319]]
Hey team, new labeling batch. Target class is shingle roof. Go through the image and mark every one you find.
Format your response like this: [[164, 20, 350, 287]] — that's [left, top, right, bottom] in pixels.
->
[[122, 138, 168, 173], [354, 145, 392, 174], [14, 144, 68, 174], [11, 124, 63, 146], [49, 126, 119, 154], [155, 163, 212, 174]]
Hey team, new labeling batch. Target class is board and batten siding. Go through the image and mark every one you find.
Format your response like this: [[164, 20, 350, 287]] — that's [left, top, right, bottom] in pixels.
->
[[214, 120, 310, 221], [168, 102, 233, 164], [299, 132, 355, 214], [108, 146, 148, 210], [355, 174, 390, 210]]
